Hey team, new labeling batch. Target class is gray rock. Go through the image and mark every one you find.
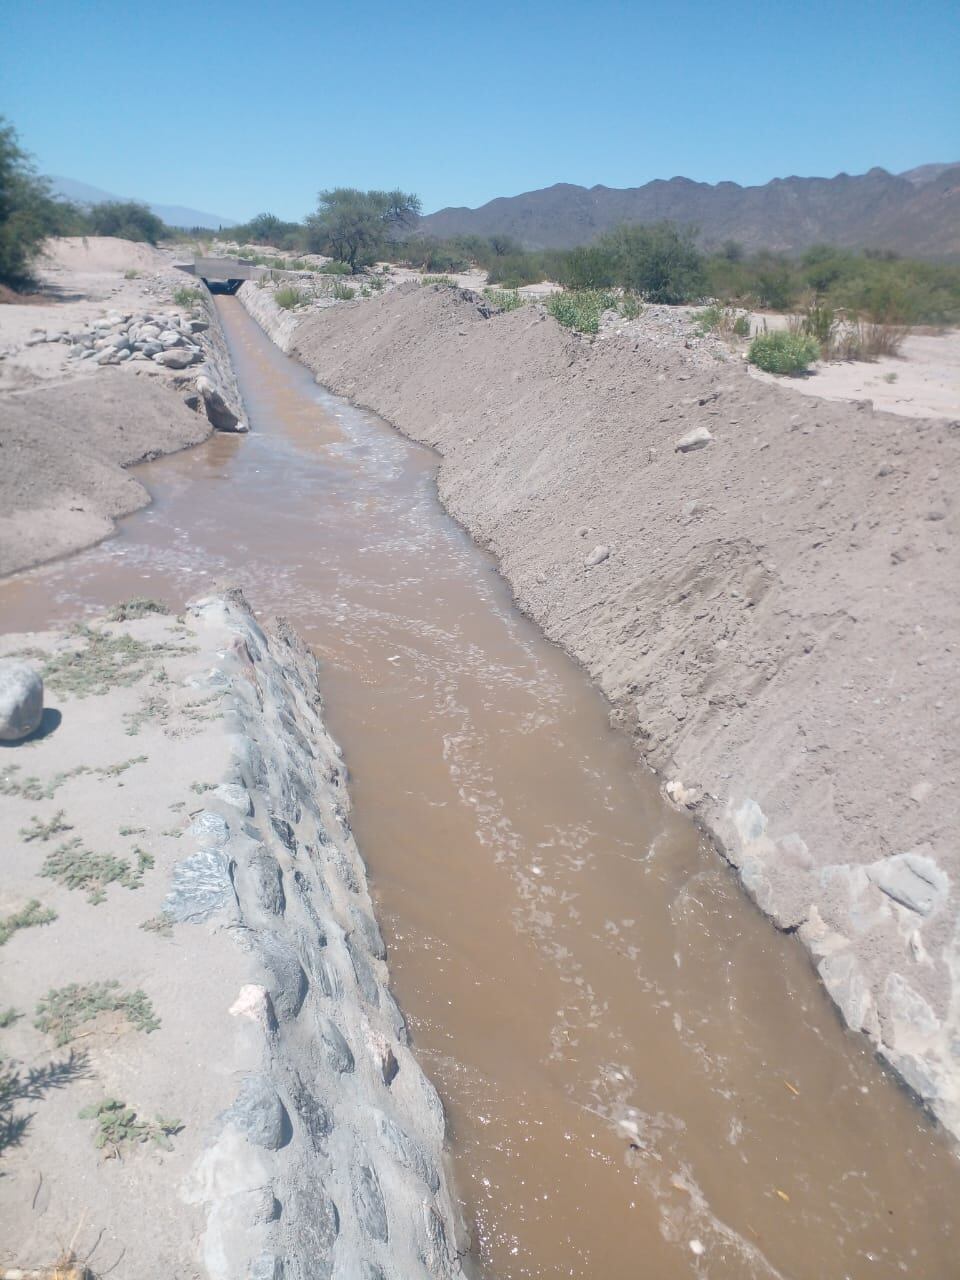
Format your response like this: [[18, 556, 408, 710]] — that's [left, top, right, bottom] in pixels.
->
[[289, 1072, 331, 1151], [867, 851, 948, 916], [191, 810, 230, 848], [675, 426, 714, 452], [197, 374, 243, 432], [353, 1162, 388, 1243], [350, 906, 386, 961], [223, 1074, 289, 1149], [284, 1186, 339, 1277], [256, 931, 309, 1019], [0, 660, 43, 741], [164, 849, 235, 922], [159, 329, 184, 348], [374, 1110, 440, 1192], [136, 341, 162, 356], [317, 1017, 355, 1074], [154, 347, 200, 369], [248, 847, 286, 915], [584, 544, 610, 567], [251, 1255, 284, 1280]]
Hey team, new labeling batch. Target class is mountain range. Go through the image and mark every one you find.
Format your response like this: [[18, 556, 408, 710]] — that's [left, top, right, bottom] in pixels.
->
[[50, 176, 235, 231], [419, 164, 960, 259]]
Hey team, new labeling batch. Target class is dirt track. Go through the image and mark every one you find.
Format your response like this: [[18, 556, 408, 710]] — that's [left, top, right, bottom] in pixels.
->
[[248, 280, 960, 1136]]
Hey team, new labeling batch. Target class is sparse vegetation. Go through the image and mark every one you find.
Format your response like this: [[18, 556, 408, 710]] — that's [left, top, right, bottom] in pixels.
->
[[14, 626, 186, 698], [421, 274, 456, 287], [79, 1097, 182, 1155], [483, 287, 526, 312], [88, 199, 165, 245], [748, 330, 821, 375], [694, 303, 750, 339], [173, 285, 202, 307], [19, 810, 72, 842], [140, 912, 175, 938], [546, 289, 616, 334], [107, 597, 169, 622], [124, 268, 140, 279], [41, 837, 154, 904], [318, 259, 352, 275], [275, 285, 308, 309], [0, 1008, 20, 1028], [0, 900, 57, 946], [35, 981, 160, 1045], [332, 280, 356, 300]]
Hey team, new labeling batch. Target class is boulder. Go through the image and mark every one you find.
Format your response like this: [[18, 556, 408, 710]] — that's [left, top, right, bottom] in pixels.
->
[[196, 374, 244, 432], [0, 661, 43, 741], [153, 347, 200, 369], [159, 329, 183, 348], [584, 544, 610, 567]]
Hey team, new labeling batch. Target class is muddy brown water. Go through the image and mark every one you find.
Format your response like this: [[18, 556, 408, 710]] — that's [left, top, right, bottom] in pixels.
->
[[2, 296, 958, 1278]]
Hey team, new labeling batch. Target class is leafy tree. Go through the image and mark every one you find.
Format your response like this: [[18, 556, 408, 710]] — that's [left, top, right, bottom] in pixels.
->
[[233, 211, 304, 248], [0, 116, 74, 288], [597, 221, 705, 303], [88, 200, 165, 245], [305, 188, 421, 272]]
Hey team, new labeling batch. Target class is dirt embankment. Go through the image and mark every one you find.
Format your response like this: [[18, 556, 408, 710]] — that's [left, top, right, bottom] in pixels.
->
[[1, 593, 464, 1279], [0, 237, 246, 577], [241, 280, 960, 1139]]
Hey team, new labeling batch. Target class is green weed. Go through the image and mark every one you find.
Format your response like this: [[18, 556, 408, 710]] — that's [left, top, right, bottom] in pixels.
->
[[545, 289, 615, 334], [80, 1098, 182, 1154], [14, 626, 186, 698], [748, 330, 821, 374], [0, 1008, 20, 1028], [275, 286, 307, 310], [0, 900, 57, 946], [173, 286, 202, 307], [107, 598, 169, 622], [332, 281, 355, 300], [35, 981, 160, 1045], [41, 838, 154, 905], [483, 287, 525, 312], [19, 810, 72, 842]]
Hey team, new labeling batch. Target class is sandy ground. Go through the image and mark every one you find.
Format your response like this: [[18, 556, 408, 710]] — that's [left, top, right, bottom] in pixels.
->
[[0, 238, 249, 576], [245, 280, 960, 1137], [0, 595, 463, 1278]]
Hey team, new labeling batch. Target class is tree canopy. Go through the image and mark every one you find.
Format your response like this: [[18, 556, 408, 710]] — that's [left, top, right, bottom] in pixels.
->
[[305, 188, 421, 272], [0, 116, 76, 288], [88, 200, 165, 245]]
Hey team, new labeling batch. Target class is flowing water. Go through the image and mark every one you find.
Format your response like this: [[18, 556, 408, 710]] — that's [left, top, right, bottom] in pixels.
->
[[2, 296, 958, 1278]]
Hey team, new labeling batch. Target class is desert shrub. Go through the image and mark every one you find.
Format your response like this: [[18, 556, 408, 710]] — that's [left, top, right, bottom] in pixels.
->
[[595, 222, 705, 303], [332, 281, 355, 300], [748, 330, 820, 374], [483, 287, 525, 312], [694, 303, 749, 339], [275, 286, 307, 309], [172, 285, 201, 307], [618, 291, 643, 320], [318, 259, 352, 274], [89, 200, 165, 245], [556, 245, 618, 289], [421, 274, 456, 286], [546, 289, 615, 334]]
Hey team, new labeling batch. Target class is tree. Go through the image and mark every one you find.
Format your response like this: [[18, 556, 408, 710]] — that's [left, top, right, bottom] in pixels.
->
[[88, 200, 165, 245], [0, 116, 71, 289], [598, 221, 705, 304], [305, 188, 421, 272]]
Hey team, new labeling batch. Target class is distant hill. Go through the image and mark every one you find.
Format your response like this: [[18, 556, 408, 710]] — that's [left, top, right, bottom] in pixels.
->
[[420, 164, 960, 259], [50, 176, 236, 231]]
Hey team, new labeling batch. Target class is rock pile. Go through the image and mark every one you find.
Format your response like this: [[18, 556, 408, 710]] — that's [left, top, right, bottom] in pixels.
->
[[40, 307, 210, 369]]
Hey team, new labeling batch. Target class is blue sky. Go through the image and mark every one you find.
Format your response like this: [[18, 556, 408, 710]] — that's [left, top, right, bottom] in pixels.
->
[[2, 0, 957, 222]]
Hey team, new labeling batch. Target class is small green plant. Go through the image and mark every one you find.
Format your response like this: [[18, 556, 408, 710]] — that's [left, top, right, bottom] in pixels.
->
[[140, 912, 175, 938], [124, 269, 140, 280], [35, 981, 161, 1045], [0, 900, 57, 946], [41, 837, 154, 904], [119, 825, 147, 836], [319, 260, 352, 275], [19, 810, 72, 842], [332, 281, 355, 300], [883, 370, 898, 383], [79, 1098, 182, 1154], [748, 330, 821, 375], [618, 292, 643, 320], [545, 289, 615, 334], [694, 303, 749, 338], [0, 1008, 20, 1028], [483, 287, 525, 312], [173, 286, 202, 307], [107, 598, 169, 622], [275, 285, 307, 310], [421, 274, 456, 287]]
